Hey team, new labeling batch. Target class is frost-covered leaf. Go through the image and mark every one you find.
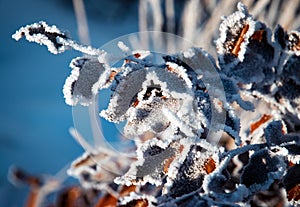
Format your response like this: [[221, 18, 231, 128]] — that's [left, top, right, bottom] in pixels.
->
[[264, 120, 300, 165], [241, 149, 286, 193], [164, 57, 194, 89], [101, 68, 147, 122], [216, 2, 256, 64], [101, 65, 198, 138], [264, 120, 286, 146], [163, 49, 245, 144], [163, 142, 219, 197], [170, 47, 217, 81], [166, 48, 224, 109], [162, 47, 211, 89], [63, 56, 106, 106], [216, 2, 277, 85], [115, 139, 184, 186]]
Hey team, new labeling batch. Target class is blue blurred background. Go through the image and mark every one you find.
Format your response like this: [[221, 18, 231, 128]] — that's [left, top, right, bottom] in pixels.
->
[[0, 0, 138, 206]]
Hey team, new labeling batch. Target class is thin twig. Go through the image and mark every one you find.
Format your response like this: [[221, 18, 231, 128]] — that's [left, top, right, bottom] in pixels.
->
[[72, 0, 90, 45]]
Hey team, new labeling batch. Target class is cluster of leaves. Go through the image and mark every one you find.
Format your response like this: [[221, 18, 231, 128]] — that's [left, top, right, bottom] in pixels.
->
[[11, 2, 300, 207]]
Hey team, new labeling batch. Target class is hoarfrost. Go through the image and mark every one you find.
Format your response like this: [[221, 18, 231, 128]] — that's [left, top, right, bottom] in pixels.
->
[[12, 2, 300, 206], [12, 21, 69, 54], [12, 21, 104, 56]]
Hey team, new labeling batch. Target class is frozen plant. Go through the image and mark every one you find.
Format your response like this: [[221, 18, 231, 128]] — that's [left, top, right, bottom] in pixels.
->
[[10, 1, 300, 207]]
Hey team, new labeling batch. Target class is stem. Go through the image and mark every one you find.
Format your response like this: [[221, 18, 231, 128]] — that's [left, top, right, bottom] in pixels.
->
[[72, 0, 90, 45]]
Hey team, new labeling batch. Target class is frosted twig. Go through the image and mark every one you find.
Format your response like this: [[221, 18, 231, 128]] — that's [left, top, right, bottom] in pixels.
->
[[222, 143, 267, 160], [57, 37, 104, 56], [12, 21, 103, 56]]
